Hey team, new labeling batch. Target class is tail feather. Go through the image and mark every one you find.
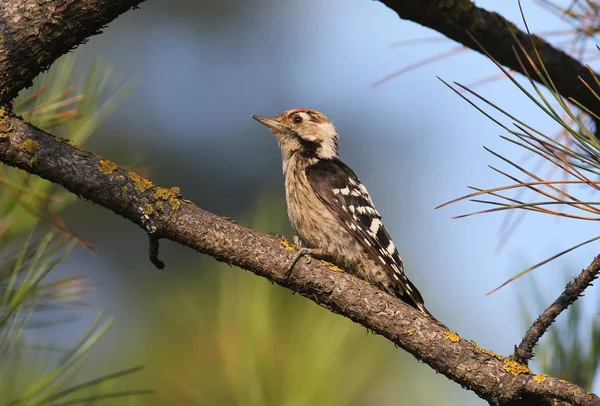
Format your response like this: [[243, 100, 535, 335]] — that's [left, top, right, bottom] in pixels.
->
[[392, 276, 435, 319]]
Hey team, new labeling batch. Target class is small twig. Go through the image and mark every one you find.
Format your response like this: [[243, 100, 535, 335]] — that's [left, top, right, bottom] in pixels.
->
[[148, 235, 165, 269], [513, 255, 600, 364]]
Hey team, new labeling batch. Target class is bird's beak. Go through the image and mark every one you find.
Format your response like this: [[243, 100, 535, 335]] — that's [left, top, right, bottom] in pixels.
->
[[252, 115, 284, 132]]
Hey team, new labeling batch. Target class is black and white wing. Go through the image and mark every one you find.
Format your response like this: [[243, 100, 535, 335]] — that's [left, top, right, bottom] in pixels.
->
[[305, 158, 426, 313]]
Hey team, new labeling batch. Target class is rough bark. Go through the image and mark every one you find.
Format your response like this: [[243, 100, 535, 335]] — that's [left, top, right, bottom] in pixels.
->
[[0, 114, 598, 406], [0, 0, 144, 104]]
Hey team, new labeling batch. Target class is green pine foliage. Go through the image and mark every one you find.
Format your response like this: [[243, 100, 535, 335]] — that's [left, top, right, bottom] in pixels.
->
[[0, 55, 149, 405]]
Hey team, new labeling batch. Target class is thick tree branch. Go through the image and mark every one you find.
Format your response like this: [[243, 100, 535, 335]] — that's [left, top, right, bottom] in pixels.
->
[[514, 256, 600, 364], [0, 114, 598, 406], [379, 0, 600, 120], [0, 0, 145, 104]]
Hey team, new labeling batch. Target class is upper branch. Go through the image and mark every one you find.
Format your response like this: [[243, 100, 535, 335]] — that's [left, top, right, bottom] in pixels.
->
[[0, 113, 597, 406], [379, 0, 600, 118], [0, 0, 145, 104]]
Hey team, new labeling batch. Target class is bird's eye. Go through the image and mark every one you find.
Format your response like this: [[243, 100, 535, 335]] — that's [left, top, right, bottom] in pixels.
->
[[293, 115, 303, 124]]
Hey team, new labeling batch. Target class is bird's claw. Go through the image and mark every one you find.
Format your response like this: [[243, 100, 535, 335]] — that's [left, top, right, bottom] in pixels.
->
[[285, 247, 313, 279]]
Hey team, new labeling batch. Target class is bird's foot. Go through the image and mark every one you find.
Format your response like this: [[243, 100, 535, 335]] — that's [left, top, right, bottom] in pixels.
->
[[285, 247, 314, 279]]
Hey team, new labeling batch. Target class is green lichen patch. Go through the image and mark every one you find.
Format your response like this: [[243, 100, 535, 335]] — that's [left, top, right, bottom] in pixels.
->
[[99, 159, 117, 175], [129, 172, 153, 192], [20, 138, 41, 165], [0, 107, 12, 137], [37, 51, 50, 65], [20, 139, 39, 154], [121, 185, 129, 195]]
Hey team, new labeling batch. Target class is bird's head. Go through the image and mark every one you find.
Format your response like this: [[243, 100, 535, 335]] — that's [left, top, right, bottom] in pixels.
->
[[252, 109, 339, 160]]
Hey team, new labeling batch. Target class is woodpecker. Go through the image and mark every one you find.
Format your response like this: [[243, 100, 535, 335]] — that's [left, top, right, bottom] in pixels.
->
[[252, 109, 429, 315]]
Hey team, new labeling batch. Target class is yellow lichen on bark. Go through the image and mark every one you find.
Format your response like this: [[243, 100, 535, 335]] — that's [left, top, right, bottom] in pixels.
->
[[503, 360, 531, 375], [155, 187, 172, 200], [443, 331, 460, 342], [99, 159, 117, 175], [168, 197, 180, 210], [155, 186, 181, 200], [153, 186, 182, 210], [320, 259, 343, 272], [280, 239, 295, 251], [142, 203, 155, 215], [471, 341, 504, 360], [129, 172, 153, 192]]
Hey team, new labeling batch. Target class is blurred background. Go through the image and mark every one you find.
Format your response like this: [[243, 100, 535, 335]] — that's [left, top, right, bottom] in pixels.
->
[[2, 0, 600, 405]]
